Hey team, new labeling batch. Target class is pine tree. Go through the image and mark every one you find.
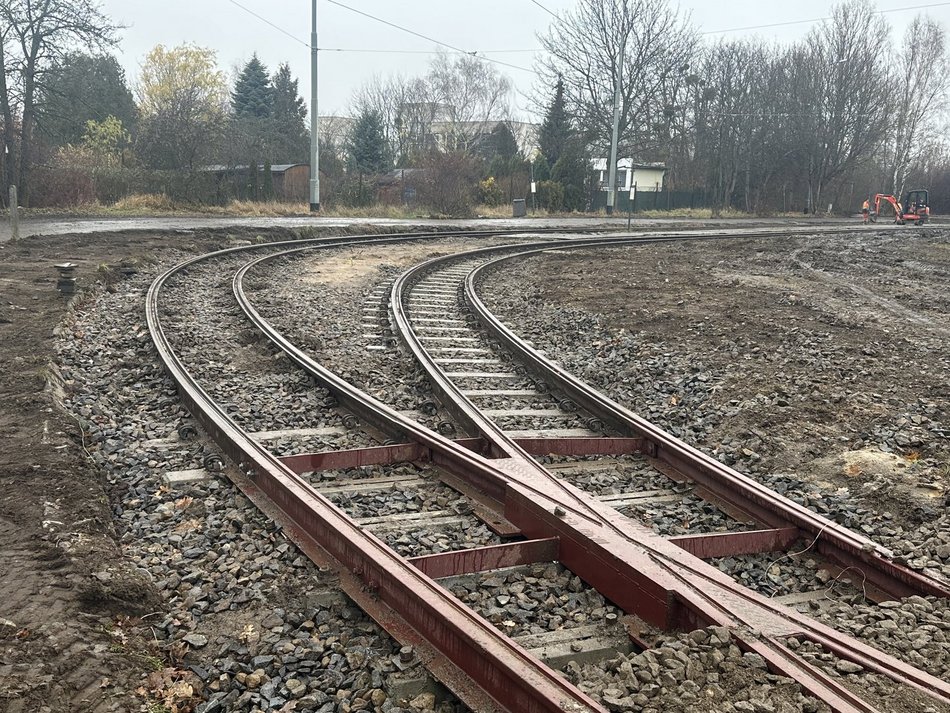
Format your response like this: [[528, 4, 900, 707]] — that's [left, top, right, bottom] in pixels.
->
[[551, 142, 588, 212], [538, 78, 572, 167], [346, 110, 391, 176], [232, 55, 272, 118], [481, 121, 520, 165], [270, 63, 309, 162], [262, 161, 274, 200]]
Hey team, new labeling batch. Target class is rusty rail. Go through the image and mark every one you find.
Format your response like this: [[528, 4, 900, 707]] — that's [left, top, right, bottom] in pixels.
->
[[150, 225, 947, 713], [384, 238, 949, 712], [465, 244, 950, 600], [152, 229, 611, 713]]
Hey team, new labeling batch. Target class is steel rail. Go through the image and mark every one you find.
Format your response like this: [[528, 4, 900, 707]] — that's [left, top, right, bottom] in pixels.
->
[[232, 227, 950, 713], [152, 229, 610, 713], [465, 241, 950, 600], [160, 225, 943, 713], [379, 233, 950, 711]]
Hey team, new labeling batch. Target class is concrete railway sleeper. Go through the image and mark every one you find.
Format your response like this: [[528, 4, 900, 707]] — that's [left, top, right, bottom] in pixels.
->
[[148, 226, 947, 713]]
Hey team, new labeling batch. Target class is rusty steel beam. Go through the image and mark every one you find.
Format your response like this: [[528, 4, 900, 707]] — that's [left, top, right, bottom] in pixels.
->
[[465, 251, 950, 601], [151, 241, 610, 713], [669, 527, 801, 559], [279, 438, 494, 475], [408, 538, 560, 579], [512, 436, 643, 457], [279, 442, 428, 472]]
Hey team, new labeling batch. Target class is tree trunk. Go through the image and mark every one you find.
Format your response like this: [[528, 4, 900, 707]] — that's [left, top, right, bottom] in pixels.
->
[[18, 43, 42, 207], [0, 41, 16, 198]]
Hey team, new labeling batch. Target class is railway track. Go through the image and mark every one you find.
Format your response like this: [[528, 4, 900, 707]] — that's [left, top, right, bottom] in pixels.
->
[[146, 226, 950, 713]]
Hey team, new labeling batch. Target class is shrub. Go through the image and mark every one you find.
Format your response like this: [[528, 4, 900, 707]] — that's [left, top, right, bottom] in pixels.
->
[[478, 176, 504, 206], [414, 152, 480, 216], [537, 180, 564, 212]]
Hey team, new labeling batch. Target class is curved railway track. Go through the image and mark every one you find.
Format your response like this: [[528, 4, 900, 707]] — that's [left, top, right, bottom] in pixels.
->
[[146, 226, 950, 713]]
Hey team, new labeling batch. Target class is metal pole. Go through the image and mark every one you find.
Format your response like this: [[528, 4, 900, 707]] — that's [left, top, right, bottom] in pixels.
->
[[9, 184, 18, 241], [309, 0, 320, 212], [626, 187, 632, 230], [530, 161, 536, 213], [606, 35, 625, 216]]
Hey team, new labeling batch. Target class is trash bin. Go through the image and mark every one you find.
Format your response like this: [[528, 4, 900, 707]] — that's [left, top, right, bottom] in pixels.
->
[[512, 198, 526, 217]]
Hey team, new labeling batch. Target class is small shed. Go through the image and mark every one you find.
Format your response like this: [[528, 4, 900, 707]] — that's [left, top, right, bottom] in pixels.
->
[[592, 158, 667, 192], [202, 163, 311, 202], [376, 168, 426, 205], [270, 164, 310, 202]]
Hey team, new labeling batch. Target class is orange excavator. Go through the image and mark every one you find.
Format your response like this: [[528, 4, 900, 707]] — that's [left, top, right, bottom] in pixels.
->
[[868, 189, 930, 225]]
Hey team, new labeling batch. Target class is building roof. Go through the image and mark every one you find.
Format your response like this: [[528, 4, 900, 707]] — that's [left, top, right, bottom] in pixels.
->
[[591, 158, 666, 171], [201, 164, 307, 173]]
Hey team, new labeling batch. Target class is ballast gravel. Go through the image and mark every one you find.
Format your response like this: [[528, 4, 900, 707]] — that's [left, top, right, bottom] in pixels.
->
[[477, 231, 950, 697], [56, 254, 466, 712], [48, 230, 950, 713]]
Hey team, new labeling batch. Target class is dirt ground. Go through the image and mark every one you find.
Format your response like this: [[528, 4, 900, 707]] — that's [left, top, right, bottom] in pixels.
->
[[508, 229, 950, 522], [3, 223, 948, 712], [0, 226, 343, 713]]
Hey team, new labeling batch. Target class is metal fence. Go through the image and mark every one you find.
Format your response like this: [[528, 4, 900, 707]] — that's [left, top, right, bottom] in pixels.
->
[[591, 188, 711, 212]]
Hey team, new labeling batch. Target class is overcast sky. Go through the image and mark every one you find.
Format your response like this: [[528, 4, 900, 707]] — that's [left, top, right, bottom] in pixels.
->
[[99, 0, 950, 119]]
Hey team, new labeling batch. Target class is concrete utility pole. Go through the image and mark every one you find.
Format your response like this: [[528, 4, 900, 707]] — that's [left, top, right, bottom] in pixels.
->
[[606, 35, 626, 216], [309, 0, 320, 212]]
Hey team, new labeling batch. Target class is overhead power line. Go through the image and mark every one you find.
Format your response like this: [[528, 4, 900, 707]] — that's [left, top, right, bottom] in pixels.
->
[[529, 0, 559, 18], [324, 0, 536, 73], [319, 47, 542, 55], [225, 0, 310, 48], [704, 1, 950, 35]]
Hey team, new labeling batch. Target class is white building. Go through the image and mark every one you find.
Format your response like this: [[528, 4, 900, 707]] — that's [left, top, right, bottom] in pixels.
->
[[592, 158, 666, 192]]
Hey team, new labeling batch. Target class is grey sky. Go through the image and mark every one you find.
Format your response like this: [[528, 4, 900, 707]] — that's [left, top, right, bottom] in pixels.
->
[[100, 1, 950, 119]]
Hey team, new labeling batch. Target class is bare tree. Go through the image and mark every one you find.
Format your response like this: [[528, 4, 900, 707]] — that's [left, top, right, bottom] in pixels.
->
[[0, 0, 118, 204], [697, 40, 778, 212], [351, 53, 512, 164], [352, 74, 426, 165], [425, 52, 511, 152], [880, 15, 949, 197], [788, 0, 890, 212], [537, 0, 698, 160]]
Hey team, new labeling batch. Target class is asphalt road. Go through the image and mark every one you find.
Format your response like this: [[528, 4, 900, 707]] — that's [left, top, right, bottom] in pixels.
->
[[0, 214, 861, 243]]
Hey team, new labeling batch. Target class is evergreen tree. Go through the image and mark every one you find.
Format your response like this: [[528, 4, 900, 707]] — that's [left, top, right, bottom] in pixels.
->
[[232, 55, 272, 118], [270, 63, 309, 162], [346, 110, 391, 175], [538, 78, 572, 167], [480, 121, 520, 165], [262, 161, 274, 200], [533, 156, 551, 182], [39, 53, 137, 147], [551, 141, 588, 212]]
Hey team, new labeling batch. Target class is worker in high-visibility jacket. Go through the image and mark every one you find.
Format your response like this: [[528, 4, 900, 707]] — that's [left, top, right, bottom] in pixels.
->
[[862, 198, 870, 224]]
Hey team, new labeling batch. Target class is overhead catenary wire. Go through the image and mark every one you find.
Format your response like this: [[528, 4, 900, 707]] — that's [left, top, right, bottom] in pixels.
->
[[704, 0, 950, 34], [528, 0, 559, 18], [324, 0, 537, 74], [225, 0, 310, 48], [224, 0, 950, 73], [319, 47, 542, 54], [227, 0, 537, 73]]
